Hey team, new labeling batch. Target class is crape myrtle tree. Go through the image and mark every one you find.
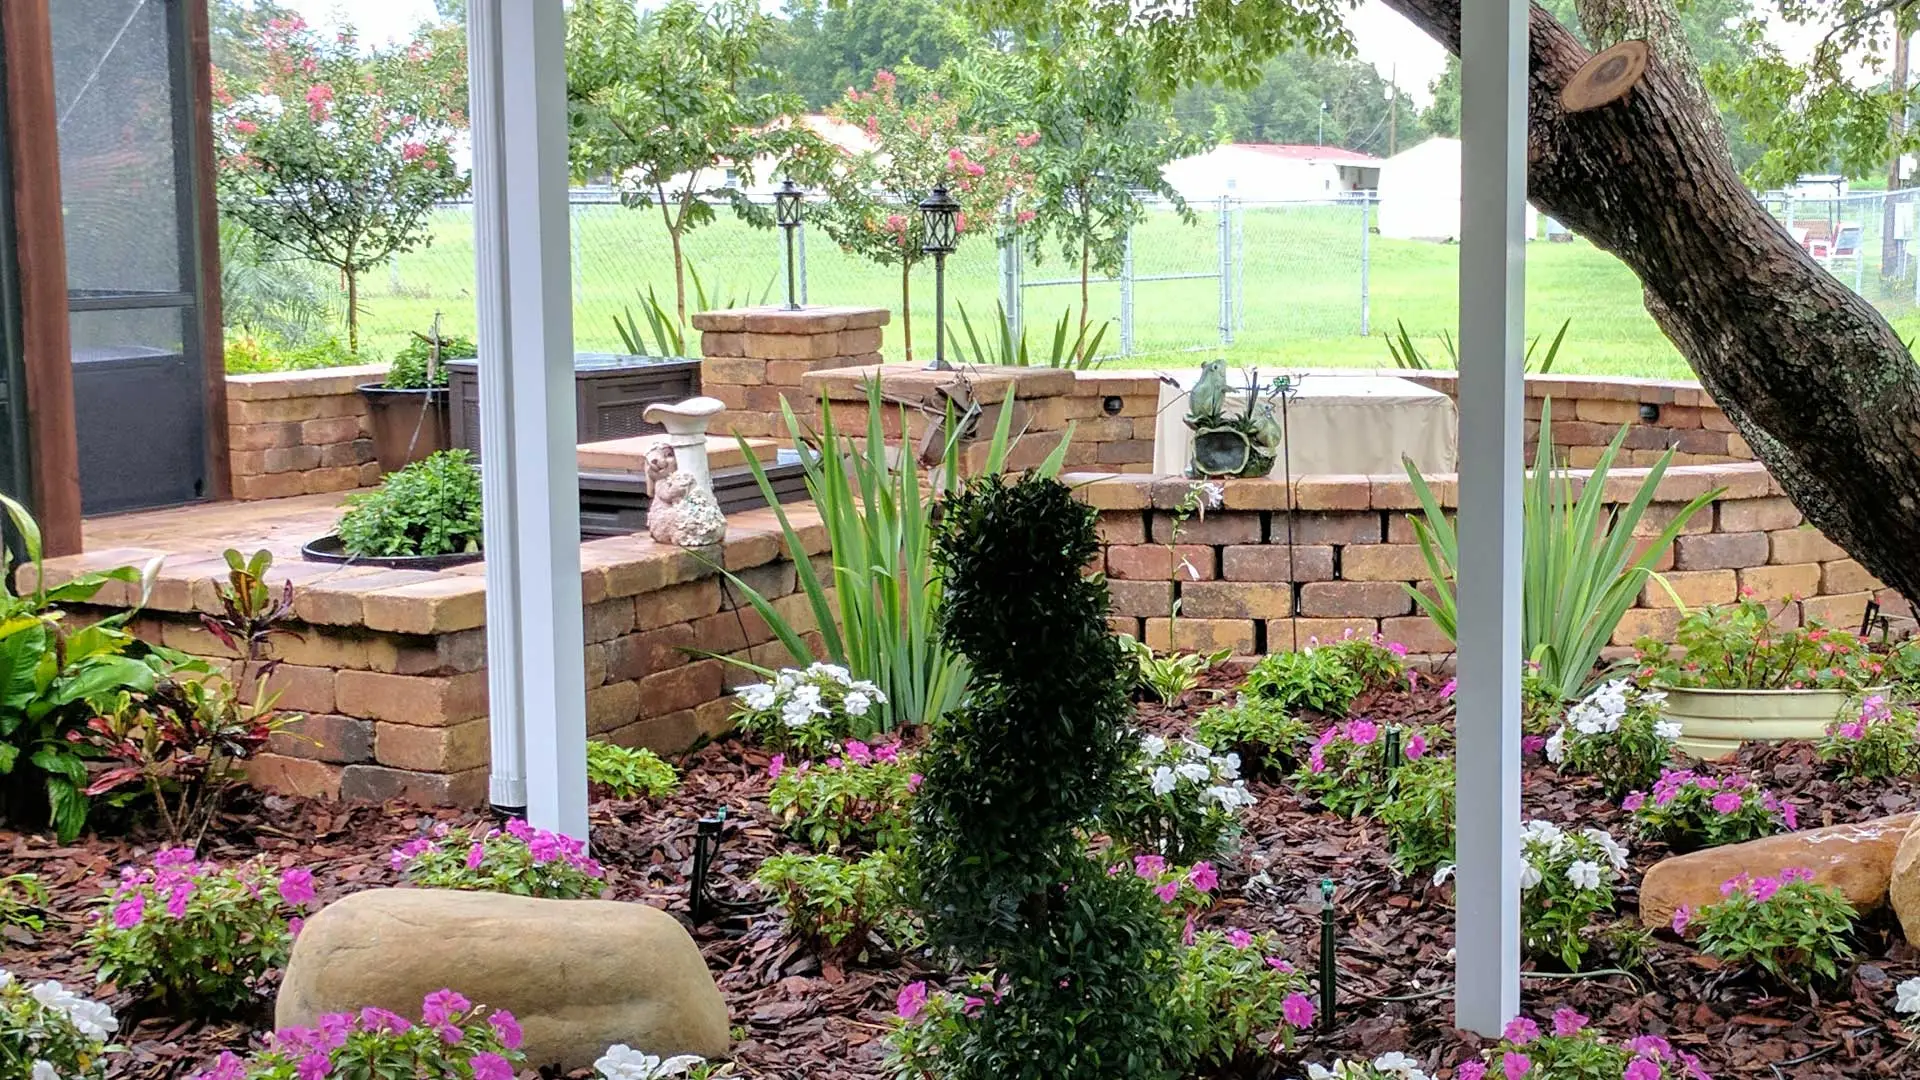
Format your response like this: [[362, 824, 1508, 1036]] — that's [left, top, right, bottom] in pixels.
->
[[215, 17, 469, 352], [912, 474, 1177, 1079], [566, 0, 829, 330], [810, 67, 1033, 362], [961, 26, 1210, 345], [965, 0, 1920, 612]]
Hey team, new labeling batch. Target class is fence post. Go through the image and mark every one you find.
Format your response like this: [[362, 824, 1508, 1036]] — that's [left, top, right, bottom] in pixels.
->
[[1360, 192, 1373, 337], [1000, 201, 1022, 346], [1120, 222, 1135, 356], [1784, 191, 1796, 234], [1218, 194, 1233, 347], [571, 201, 582, 299], [798, 221, 810, 306]]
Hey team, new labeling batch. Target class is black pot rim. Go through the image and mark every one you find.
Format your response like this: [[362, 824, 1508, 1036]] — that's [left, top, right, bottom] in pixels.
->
[[301, 533, 482, 570], [358, 383, 451, 399]]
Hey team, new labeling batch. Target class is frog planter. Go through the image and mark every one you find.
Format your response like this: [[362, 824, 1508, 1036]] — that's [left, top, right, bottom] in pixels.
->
[[1184, 360, 1291, 479]]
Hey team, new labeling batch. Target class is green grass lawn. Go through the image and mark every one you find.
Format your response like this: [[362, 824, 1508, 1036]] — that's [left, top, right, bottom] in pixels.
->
[[339, 199, 1920, 382]]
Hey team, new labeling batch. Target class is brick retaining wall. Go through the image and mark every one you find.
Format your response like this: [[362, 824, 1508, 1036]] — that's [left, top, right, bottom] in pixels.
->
[[1071, 464, 1897, 656], [1402, 371, 1754, 467], [225, 366, 385, 501]]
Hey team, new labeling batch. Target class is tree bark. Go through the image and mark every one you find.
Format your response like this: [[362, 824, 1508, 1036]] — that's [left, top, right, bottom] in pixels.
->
[[1383, 0, 1920, 607]]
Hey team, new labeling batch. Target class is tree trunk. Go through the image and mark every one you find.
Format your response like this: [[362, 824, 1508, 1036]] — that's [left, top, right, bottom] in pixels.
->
[[1383, 0, 1920, 607], [669, 226, 688, 332], [345, 266, 359, 353], [1078, 236, 1092, 348], [900, 260, 914, 364]]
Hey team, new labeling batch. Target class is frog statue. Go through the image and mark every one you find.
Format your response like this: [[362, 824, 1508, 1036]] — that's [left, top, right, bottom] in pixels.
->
[[1184, 366, 1292, 480]]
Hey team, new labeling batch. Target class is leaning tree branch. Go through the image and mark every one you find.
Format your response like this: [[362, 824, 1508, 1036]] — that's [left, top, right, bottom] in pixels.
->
[[1381, 0, 1920, 606]]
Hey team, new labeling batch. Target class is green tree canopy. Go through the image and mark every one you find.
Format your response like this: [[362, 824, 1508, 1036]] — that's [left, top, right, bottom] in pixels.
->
[[1171, 51, 1425, 155], [770, 0, 978, 108]]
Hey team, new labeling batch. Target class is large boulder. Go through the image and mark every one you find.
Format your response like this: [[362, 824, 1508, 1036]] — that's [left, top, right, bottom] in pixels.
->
[[277, 888, 728, 1071], [1640, 813, 1916, 930], [1887, 817, 1920, 941]]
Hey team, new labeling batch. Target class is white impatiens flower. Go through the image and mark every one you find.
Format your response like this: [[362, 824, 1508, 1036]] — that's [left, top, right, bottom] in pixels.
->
[[1654, 719, 1683, 741], [1431, 864, 1455, 887], [811, 662, 854, 686], [594, 1044, 709, 1080], [843, 690, 872, 718], [738, 683, 776, 711], [1213, 751, 1242, 780], [853, 680, 886, 703], [25, 980, 115, 1042], [1583, 827, 1631, 872], [1565, 859, 1603, 891], [1372, 1053, 1432, 1079], [31, 1062, 57, 1080], [1544, 728, 1566, 763], [1896, 977, 1920, 1015], [1175, 760, 1212, 784], [1519, 863, 1543, 890], [1140, 734, 1168, 758], [1149, 766, 1179, 796]]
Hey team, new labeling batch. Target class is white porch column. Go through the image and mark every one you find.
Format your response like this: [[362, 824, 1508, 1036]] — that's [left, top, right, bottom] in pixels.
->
[[469, 0, 589, 840], [1453, 0, 1528, 1035]]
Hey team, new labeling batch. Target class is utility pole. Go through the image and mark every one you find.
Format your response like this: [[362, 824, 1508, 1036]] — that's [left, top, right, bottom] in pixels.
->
[[1887, 9, 1910, 278], [1319, 100, 1328, 146], [1388, 65, 1399, 157]]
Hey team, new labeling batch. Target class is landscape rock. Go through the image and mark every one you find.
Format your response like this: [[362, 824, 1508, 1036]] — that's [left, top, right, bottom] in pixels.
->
[[1640, 812, 1916, 930], [1886, 817, 1920, 942], [277, 888, 728, 1070]]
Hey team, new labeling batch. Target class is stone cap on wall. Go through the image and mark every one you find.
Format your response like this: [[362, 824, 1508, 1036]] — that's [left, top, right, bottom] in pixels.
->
[[1063, 461, 1783, 512], [1400, 369, 1717, 408], [690, 305, 889, 334], [23, 504, 831, 636], [805, 363, 1076, 406], [226, 364, 390, 400]]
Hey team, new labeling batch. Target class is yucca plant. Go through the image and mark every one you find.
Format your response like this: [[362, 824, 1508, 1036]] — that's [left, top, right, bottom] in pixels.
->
[[613, 262, 774, 357], [950, 302, 1110, 370], [1386, 317, 1569, 374], [720, 380, 1074, 732], [1401, 399, 1719, 702]]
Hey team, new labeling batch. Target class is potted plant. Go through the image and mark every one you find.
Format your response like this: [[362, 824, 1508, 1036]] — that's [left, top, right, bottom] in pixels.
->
[[1634, 597, 1905, 759], [303, 449, 484, 569], [359, 319, 475, 474]]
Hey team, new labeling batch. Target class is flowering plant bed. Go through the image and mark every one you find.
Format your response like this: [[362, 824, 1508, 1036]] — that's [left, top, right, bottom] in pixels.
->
[[4, 660, 1920, 1078]]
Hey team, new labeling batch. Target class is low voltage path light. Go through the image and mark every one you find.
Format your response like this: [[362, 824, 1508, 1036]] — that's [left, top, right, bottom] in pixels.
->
[[775, 179, 804, 311], [919, 184, 962, 371]]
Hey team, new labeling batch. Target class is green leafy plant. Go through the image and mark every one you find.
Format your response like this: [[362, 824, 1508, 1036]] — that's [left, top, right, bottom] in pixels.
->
[[586, 741, 679, 799], [1516, 820, 1630, 971], [952, 303, 1110, 371], [1465, 1011, 1714, 1080], [0, 969, 116, 1080], [1404, 399, 1719, 701], [1165, 929, 1314, 1071], [767, 739, 918, 852], [1102, 733, 1253, 862], [218, 216, 337, 347], [1636, 599, 1891, 691], [1685, 868, 1857, 988], [904, 474, 1178, 1080], [1293, 718, 1435, 818], [1241, 635, 1403, 717], [731, 663, 889, 756], [1624, 769, 1795, 852], [336, 449, 484, 558], [1545, 680, 1682, 797], [1818, 694, 1920, 780], [222, 333, 360, 375], [384, 319, 474, 390], [1120, 636, 1228, 707], [199, 990, 525, 1080], [1379, 751, 1455, 877], [753, 849, 915, 953], [0, 872, 49, 934], [391, 819, 605, 899], [613, 264, 772, 358], [0, 493, 170, 840], [1384, 316, 1569, 374], [720, 379, 1072, 732], [1191, 694, 1311, 773], [85, 850, 312, 1013], [81, 549, 297, 845]]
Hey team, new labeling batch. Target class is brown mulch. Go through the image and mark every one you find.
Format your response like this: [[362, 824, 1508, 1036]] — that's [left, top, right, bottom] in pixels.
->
[[5, 662, 1920, 1079]]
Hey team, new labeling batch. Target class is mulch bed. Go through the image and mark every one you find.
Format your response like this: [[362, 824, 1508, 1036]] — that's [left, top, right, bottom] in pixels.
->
[[6, 661, 1920, 1078]]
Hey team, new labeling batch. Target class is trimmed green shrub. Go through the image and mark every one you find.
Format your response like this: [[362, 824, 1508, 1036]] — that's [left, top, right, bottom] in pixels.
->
[[336, 450, 483, 558]]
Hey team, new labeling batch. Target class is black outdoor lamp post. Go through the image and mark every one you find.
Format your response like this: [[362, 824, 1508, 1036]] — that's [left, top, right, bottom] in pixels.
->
[[919, 184, 962, 371], [775, 179, 804, 311]]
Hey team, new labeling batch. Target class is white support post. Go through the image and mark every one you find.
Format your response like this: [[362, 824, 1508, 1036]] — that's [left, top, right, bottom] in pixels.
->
[[469, 0, 589, 841], [1454, 0, 1527, 1036]]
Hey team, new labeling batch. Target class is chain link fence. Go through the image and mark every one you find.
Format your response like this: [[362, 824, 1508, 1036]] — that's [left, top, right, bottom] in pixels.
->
[[356, 190, 1380, 363], [1756, 188, 1920, 317]]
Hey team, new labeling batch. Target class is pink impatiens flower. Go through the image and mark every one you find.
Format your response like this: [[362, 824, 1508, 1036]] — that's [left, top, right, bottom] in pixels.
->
[[1671, 904, 1692, 935], [1710, 791, 1743, 815], [278, 867, 316, 908], [896, 981, 928, 1020], [1457, 1063, 1488, 1080], [487, 1009, 522, 1049], [1188, 862, 1218, 893], [1405, 733, 1428, 760], [767, 753, 785, 780], [1502, 1017, 1539, 1044], [1281, 992, 1315, 1028], [469, 1053, 514, 1080], [1623, 1057, 1662, 1080], [1622, 792, 1646, 812], [1501, 1051, 1531, 1080], [1226, 927, 1252, 949], [1551, 1007, 1588, 1036], [112, 897, 144, 929]]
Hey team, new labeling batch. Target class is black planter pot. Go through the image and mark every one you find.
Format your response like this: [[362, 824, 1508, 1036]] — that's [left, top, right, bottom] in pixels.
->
[[301, 533, 482, 571], [358, 384, 451, 474]]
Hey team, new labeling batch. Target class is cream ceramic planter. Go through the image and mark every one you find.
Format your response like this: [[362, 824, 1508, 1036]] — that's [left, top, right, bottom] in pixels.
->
[[1661, 685, 1870, 760]]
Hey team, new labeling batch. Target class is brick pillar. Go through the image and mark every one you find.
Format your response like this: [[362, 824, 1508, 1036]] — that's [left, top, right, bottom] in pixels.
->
[[801, 363, 1078, 475], [691, 305, 889, 438]]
